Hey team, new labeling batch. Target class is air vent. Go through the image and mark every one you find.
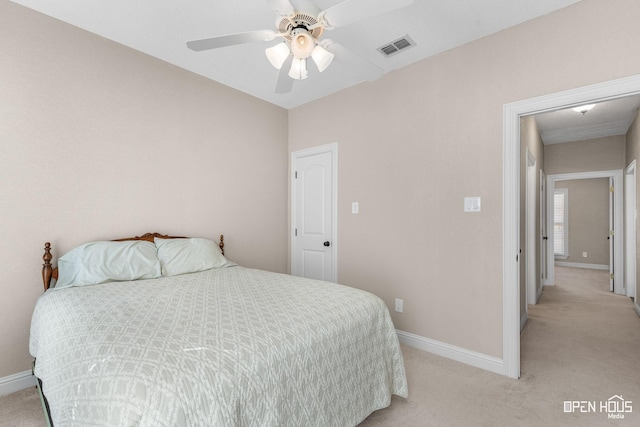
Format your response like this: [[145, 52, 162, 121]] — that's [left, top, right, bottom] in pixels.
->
[[377, 35, 416, 57]]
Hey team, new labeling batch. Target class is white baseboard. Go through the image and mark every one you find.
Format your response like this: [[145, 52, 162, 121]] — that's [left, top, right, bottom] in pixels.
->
[[0, 370, 36, 397], [555, 262, 609, 270], [396, 329, 505, 376]]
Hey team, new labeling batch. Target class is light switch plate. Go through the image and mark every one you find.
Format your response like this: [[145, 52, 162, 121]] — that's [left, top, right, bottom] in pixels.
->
[[352, 202, 359, 214], [464, 197, 481, 213]]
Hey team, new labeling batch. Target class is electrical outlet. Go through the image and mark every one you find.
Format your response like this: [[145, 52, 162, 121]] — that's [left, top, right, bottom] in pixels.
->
[[582, 252, 588, 258], [395, 298, 404, 313]]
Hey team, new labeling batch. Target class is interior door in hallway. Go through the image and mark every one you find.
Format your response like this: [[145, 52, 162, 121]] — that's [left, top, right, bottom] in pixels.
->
[[609, 177, 614, 292], [291, 144, 337, 282], [540, 170, 548, 286]]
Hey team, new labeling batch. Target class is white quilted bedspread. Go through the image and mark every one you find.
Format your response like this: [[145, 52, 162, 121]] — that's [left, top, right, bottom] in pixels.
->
[[30, 266, 407, 426]]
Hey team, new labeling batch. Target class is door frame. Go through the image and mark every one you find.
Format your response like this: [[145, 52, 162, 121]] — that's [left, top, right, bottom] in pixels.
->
[[545, 170, 624, 293], [625, 160, 637, 299], [290, 142, 338, 282], [503, 73, 640, 379], [525, 148, 537, 308]]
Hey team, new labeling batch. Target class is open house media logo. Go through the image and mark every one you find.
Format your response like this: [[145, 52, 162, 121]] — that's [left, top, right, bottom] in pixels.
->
[[564, 395, 633, 419]]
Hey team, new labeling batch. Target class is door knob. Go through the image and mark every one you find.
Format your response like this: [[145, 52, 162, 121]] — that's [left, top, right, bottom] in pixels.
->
[[323, 241, 331, 247]]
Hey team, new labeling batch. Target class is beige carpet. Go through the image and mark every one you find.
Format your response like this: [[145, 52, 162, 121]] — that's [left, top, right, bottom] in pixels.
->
[[0, 387, 44, 427], [360, 267, 640, 426], [2, 267, 639, 426]]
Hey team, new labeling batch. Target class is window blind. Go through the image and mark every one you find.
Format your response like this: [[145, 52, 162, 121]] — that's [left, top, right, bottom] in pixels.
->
[[554, 189, 568, 256]]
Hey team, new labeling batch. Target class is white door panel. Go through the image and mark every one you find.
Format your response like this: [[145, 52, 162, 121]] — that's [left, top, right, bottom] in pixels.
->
[[302, 164, 328, 235], [302, 249, 326, 280], [292, 144, 337, 282], [540, 170, 547, 287], [610, 177, 614, 292]]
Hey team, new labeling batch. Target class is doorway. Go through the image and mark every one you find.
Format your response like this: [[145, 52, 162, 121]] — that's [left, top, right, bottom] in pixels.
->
[[502, 73, 640, 379], [545, 171, 624, 294]]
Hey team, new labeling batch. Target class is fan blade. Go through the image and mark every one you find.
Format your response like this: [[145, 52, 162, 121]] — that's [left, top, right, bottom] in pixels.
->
[[325, 41, 383, 82], [265, 0, 295, 17], [187, 30, 276, 51], [275, 55, 294, 94], [320, 0, 413, 28]]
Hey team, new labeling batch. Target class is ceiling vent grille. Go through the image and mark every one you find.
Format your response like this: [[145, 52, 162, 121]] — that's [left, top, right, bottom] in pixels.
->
[[377, 35, 416, 57]]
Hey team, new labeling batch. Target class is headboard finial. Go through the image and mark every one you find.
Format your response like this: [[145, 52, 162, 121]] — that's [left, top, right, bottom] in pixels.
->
[[219, 234, 224, 255], [42, 242, 53, 291]]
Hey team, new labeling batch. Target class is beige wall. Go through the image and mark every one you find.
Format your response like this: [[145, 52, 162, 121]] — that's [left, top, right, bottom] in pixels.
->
[[544, 135, 627, 175], [3, 0, 640, 381], [555, 179, 610, 266], [520, 116, 544, 313], [289, 0, 640, 358], [0, 2, 288, 378]]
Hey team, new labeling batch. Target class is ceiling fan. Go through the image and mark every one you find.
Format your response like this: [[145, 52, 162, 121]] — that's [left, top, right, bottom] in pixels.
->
[[186, 0, 414, 94]]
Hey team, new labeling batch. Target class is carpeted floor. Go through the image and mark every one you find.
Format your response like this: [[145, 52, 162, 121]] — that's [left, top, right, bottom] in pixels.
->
[[0, 386, 43, 427], [2, 267, 639, 426], [359, 267, 640, 426]]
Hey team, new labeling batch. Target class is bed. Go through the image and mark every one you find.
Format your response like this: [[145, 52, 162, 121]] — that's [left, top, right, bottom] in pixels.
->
[[30, 233, 408, 426]]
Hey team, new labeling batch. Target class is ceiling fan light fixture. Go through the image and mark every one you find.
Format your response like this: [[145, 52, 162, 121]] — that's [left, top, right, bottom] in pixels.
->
[[311, 44, 334, 72], [290, 30, 315, 59], [265, 42, 290, 70], [288, 58, 308, 80], [186, 0, 417, 94]]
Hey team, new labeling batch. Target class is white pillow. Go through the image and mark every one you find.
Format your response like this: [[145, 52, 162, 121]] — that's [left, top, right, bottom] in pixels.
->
[[55, 240, 162, 289], [154, 237, 234, 276]]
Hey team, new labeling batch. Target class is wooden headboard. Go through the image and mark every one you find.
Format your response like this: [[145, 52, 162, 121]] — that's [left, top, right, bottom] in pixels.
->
[[42, 232, 225, 291]]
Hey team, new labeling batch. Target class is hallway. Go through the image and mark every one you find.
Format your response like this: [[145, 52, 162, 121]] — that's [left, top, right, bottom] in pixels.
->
[[521, 266, 640, 423]]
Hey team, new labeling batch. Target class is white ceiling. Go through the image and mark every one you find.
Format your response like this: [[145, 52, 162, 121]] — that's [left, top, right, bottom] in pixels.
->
[[11, 0, 583, 109], [535, 95, 640, 145]]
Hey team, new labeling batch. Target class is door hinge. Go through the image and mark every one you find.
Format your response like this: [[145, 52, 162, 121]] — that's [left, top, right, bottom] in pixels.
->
[[610, 186, 615, 193], [610, 273, 614, 280], [294, 228, 298, 236], [610, 230, 615, 236], [295, 171, 298, 179]]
